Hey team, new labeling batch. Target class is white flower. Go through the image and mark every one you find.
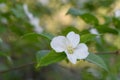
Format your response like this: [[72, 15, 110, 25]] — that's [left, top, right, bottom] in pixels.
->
[[89, 28, 100, 38], [114, 9, 120, 18], [50, 31, 89, 64], [89, 28, 99, 35], [23, 4, 43, 33]]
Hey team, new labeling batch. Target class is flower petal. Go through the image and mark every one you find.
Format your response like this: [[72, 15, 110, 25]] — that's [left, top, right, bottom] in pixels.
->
[[74, 43, 89, 59], [66, 31, 80, 48], [65, 50, 77, 64], [50, 36, 68, 52]]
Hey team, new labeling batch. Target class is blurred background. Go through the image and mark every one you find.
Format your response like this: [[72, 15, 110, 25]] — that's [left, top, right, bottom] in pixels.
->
[[0, 0, 120, 80]]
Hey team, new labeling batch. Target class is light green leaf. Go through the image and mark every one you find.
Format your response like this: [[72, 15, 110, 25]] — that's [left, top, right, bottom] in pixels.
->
[[42, 32, 55, 40], [36, 50, 66, 68], [86, 53, 109, 71], [80, 34, 97, 43]]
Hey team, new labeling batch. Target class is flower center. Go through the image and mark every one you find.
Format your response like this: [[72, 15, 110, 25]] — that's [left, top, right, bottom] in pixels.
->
[[67, 45, 74, 54]]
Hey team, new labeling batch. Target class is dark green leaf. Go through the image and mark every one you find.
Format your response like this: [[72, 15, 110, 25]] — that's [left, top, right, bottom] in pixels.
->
[[86, 53, 109, 71], [36, 50, 66, 67], [67, 8, 99, 25], [112, 17, 120, 29], [96, 25, 118, 34], [81, 13, 99, 25]]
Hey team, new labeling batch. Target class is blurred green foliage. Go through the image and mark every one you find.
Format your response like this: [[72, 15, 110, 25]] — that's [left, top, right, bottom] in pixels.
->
[[0, 0, 120, 80]]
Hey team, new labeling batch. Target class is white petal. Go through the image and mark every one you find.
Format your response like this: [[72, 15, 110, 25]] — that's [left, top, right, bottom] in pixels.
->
[[74, 43, 89, 59], [50, 36, 68, 52], [65, 50, 77, 64], [66, 31, 80, 48]]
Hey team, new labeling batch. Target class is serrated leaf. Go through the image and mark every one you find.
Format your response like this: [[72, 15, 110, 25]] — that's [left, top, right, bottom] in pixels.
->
[[86, 53, 109, 71], [80, 34, 97, 43], [36, 50, 66, 67]]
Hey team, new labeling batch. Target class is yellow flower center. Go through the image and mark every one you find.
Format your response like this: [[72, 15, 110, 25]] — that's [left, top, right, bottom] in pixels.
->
[[67, 45, 74, 54]]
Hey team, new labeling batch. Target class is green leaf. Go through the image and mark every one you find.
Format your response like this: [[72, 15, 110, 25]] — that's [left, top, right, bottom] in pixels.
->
[[0, 51, 9, 56], [66, 8, 85, 16], [67, 8, 99, 25], [86, 53, 109, 71], [36, 50, 50, 64], [112, 17, 120, 29], [42, 32, 55, 40], [61, 26, 80, 36], [80, 34, 97, 43], [20, 33, 51, 41], [81, 13, 99, 25], [96, 25, 118, 34], [19, 33, 51, 45], [18, 33, 51, 50], [36, 50, 66, 68]]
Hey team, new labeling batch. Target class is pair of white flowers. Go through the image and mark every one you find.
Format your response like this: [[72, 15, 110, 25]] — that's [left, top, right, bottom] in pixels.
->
[[50, 31, 89, 64]]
